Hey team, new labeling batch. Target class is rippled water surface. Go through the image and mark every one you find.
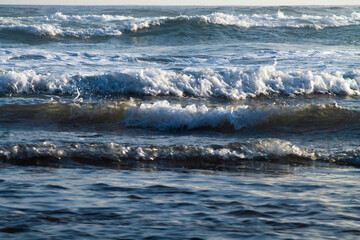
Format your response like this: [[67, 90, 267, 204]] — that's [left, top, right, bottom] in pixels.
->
[[0, 165, 359, 239]]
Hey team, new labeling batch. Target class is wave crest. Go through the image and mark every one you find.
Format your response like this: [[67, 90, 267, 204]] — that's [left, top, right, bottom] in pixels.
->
[[2, 100, 359, 131], [0, 139, 358, 168], [1, 67, 360, 99], [1, 10, 360, 38]]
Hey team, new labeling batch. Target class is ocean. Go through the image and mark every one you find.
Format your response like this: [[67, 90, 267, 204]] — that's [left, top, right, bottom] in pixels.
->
[[0, 5, 359, 239]]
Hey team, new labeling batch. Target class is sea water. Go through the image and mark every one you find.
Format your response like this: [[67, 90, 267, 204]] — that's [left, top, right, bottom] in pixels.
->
[[0, 5, 359, 239]]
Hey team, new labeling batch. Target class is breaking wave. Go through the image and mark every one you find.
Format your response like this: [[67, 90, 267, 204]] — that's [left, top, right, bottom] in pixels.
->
[[2, 100, 359, 131], [123, 101, 360, 131], [1, 10, 360, 37], [0, 139, 358, 168], [1, 67, 360, 99]]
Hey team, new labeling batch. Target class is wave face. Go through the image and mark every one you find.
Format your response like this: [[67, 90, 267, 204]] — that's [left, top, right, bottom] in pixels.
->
[[1, 67, 360, 99], [123, 101, 360, 131], [2, 100, 359, 132]]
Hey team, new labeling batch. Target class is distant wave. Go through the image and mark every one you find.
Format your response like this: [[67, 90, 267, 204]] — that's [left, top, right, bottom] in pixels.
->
[[197, 10, 360, 29], [0, 24, 124, 37], [1, 10, 360, 37], [29, 11, 136, 22], [0, 139, 358, 168], [1, 67, 360, 99], [0, 24, 64, 37], [22, 11, 360, 29]]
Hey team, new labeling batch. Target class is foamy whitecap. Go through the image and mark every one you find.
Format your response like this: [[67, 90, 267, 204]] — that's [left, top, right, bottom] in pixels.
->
[[1, 67, 360, 98], [0, 70, 72, 94], [0, 24, 124, 37], [1, 10, 360, 38], [48, 12, 134, 22], [123, 100, 273, 130], [0, 16, 164, 37], [1, 10, 359, 35], [198, 10, 360, 29], [123, 101, 360, 131], [0, 24, 64, 36]]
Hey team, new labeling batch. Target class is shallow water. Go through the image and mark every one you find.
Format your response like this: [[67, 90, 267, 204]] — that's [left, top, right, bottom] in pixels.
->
[[0, 5, 360, 239], [0, 165, 359, 239]]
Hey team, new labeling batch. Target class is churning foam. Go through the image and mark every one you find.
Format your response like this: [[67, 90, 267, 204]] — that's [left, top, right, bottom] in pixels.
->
[[123, 100, 272, 130], [1, 66, 360, 99], [124, 101, 360, 131]]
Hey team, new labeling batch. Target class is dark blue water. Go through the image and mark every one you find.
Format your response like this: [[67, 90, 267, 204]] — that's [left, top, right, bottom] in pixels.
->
[[0, 5, 360, 239]]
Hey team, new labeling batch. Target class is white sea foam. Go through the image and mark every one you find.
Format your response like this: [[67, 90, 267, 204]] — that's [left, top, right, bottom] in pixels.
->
[[47, 12, 134, 22], [0, 16, 163, 37], [80, 66, 360, 99], [1, 48, 357, 74], [123, 100, 280, 130], [1, 10, 360, 37], [122, 100, 360, 131], [0, 70, 72, 94], [193, 10, 360, 29], [16, 10, 360, 29], [0, 24, 124, 37], [0, 24, 64, 36], [1, 66, 360, 98], [6, 12, 135, 23]]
